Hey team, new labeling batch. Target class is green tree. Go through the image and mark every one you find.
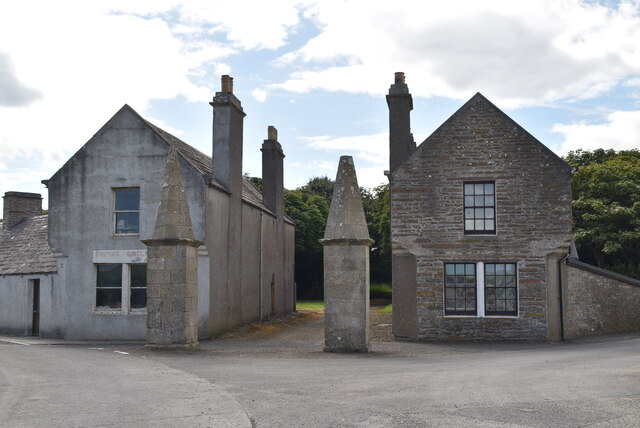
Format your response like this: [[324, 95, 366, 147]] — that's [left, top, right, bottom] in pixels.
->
[[299, 176, 334, 201], [284, 181, 332, 299], [565, 148, 640, 167], [361, 183, 391, 284], [567, 150, 640, 278]]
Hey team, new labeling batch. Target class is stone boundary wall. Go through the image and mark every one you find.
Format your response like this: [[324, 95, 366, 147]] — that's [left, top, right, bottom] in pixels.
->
[[564, 258, 640, 339]]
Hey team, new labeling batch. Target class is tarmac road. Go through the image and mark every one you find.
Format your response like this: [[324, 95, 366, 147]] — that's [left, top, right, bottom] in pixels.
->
[[1, 317, 639, 427]]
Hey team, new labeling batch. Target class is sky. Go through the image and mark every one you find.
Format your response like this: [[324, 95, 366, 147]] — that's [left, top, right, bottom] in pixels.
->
[[1, 0, 640, 215]]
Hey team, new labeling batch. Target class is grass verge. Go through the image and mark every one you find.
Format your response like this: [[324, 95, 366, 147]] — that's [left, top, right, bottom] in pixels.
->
[[296, 300, 324, 312], [378, 304, 392, 314]]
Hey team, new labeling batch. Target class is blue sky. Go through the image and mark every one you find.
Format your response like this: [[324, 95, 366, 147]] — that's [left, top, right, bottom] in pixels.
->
[[1, 0, 640, 215]]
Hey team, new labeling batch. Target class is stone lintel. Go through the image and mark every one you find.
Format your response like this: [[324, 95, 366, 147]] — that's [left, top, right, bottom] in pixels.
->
[[319, 238, 374, 247], [142, 238, 204, 248]]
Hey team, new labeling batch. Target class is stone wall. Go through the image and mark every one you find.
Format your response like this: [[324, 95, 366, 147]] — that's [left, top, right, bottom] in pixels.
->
[[564, 259, 640, 339], [390, 93, 573, 340]]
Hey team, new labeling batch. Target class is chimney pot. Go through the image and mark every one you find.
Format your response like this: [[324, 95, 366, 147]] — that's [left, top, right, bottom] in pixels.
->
[[221, 75, 233, 93], [267, 126, 278, 141], [394, 72, 405, 84]]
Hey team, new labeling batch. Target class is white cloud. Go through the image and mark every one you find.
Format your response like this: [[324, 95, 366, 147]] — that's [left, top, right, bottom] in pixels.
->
[[302, 132, 389, 188], [0, 0, 311, 214], [252, 88, 268, 102], [553, 110, 640, 154], [305, 132, 388, 165], [257, 0, 640, 107]]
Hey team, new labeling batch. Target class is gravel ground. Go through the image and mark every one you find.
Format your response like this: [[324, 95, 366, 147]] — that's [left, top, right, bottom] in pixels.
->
[[219, 306, 393, 344]]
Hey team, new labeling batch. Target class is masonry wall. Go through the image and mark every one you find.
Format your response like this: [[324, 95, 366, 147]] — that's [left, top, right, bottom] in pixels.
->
[[283, 222, 296, 312], [390, 96, 573, 340], [564, 263, 640, 339], [205, 189, 295, 336], [47, 109, 206, 339]]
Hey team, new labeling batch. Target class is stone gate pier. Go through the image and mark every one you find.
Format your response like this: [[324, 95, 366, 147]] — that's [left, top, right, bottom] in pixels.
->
[[321, 156, 373, 353], [143, 148, 202, 349]]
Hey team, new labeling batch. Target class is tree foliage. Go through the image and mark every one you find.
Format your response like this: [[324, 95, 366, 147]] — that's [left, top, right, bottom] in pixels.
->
[[566, 149, 640, 279], [284, 178, 332, 299], [361, 184, 391, 284], [285, 176, 392, 298]]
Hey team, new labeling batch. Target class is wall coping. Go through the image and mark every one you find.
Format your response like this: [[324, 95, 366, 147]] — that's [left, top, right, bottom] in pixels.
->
[[566, 257, 640, 288]]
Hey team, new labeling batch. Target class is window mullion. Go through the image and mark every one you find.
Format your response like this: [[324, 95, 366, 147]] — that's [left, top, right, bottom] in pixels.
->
[[477, 262, 485, 317], [122, 264, 130, 314]]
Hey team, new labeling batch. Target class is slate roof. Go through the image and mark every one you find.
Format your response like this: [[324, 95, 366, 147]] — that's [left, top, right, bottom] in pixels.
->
[[144, 116, 291, 221], [0, 215, 57, 275]]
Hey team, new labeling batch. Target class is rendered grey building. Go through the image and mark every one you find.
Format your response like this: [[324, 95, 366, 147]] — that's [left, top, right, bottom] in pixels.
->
[[387, 72, 640, 341], [0, 76, 295, 339]]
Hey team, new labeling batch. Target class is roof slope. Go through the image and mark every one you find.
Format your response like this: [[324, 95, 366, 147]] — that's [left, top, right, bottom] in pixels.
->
[[142, 113, 283, 217], [0, 215, 57, 275]]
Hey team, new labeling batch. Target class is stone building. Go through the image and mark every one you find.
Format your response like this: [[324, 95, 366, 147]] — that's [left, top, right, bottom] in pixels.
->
[[387, 72, 640, 341], [0, 76, 295, 339]]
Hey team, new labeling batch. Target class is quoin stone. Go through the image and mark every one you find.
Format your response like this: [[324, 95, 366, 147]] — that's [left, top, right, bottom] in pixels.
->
[[321, 156, 373, 353], [143, 148, 202, 349]]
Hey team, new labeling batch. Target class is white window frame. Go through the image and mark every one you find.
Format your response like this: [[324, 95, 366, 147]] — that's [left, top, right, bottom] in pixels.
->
[[444, 261, 519, 318], [94, 263, 146, 315], [113, 187, 140, 236]]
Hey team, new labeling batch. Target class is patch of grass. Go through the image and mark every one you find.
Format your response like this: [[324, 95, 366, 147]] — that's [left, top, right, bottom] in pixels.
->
[[370, 283, 392, 296], [378, 304, 392, 314], [296, 300, 324, 312]]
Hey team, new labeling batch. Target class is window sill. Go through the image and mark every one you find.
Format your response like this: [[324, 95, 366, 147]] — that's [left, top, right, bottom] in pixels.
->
[[113, 234, 140, 238], [443, 315, 519, 320], [94, 310, 147, 316]]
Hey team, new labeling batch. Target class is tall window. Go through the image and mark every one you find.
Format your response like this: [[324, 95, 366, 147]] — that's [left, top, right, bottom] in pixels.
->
[[114, 188, 140, 234], [464, 182, 495, 234], [95, 263, 146, 313], [96, 264, 122, 310], [484, 263, 517, 316], [444, 263, 477, 315]]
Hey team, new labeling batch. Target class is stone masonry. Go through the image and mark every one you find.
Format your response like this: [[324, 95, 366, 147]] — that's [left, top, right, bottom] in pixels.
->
[[321, 156, 373, 352], [563, 258, 640, 339], [388, 74, 573, 340], [143, 148, 202, 349], [2, 192, 43, 230]]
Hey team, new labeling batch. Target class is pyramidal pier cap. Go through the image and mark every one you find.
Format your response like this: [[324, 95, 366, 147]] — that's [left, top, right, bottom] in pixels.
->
[[322, 156, 372, 243]]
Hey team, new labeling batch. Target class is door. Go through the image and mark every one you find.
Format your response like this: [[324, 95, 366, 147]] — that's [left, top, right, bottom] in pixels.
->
[[31, 279, 40, 336]]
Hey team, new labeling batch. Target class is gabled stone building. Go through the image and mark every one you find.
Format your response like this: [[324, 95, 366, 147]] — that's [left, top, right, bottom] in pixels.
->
[[0, 76, 295, 339], [387, 72, 640, 341]]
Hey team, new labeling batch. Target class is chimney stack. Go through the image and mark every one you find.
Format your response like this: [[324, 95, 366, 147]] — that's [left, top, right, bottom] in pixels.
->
[[210, 75, 246, 194], [386, 72, 415, 173], [2, 192, 43, 229], [261, 126, 284, 217]]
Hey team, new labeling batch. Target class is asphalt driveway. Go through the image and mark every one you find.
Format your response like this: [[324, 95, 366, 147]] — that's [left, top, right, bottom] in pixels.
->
[[1, 315, 639, 427]]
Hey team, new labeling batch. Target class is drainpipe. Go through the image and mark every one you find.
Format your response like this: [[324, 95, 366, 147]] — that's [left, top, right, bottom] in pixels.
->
[[557, 253, 570, 341], [259, 212, 264, 321]]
